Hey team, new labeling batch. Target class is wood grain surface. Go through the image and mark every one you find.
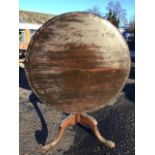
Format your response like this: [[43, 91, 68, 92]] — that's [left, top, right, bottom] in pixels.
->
[[25, 12, 130, 113]]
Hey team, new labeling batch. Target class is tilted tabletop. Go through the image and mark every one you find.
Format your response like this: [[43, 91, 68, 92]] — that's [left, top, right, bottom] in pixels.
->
[[25, 12, 130, 113]]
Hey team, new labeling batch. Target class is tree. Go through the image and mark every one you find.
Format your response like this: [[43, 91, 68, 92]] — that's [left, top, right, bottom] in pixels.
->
[[87, 5, 102, 16], [106, 9, 120, 27], [105, 1, 127, 27], [126, 15, 135, 33]]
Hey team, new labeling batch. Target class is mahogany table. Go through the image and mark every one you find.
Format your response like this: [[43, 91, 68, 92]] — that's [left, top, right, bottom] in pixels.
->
[[25, 12, 130, 152]]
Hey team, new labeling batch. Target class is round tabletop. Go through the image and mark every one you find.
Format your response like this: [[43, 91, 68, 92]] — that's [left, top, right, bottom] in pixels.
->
[[25, 12, 130, 113]]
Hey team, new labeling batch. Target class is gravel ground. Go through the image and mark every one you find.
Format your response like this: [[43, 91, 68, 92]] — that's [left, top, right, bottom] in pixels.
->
[[19, 63, 135, 155]]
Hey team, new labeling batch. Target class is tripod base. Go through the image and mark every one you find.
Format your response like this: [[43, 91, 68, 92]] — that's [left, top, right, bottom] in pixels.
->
[[42, 113, 115, 153]]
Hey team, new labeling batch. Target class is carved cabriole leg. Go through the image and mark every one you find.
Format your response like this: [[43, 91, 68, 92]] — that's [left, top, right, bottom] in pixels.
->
[[42, 114, 76, 153], [42, 113, 115, 153], [80, 113, 115, 148]]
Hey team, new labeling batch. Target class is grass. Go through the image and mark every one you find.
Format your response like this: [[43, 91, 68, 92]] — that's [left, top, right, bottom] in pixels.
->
[[19, 10, 55, 24]]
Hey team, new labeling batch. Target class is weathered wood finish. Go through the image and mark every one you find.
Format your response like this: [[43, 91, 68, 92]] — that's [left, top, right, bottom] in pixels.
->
[[25, 12, 130, 113]]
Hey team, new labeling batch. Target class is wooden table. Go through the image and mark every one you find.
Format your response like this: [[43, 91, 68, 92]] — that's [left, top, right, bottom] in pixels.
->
[[25, 12, 130, 152]]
